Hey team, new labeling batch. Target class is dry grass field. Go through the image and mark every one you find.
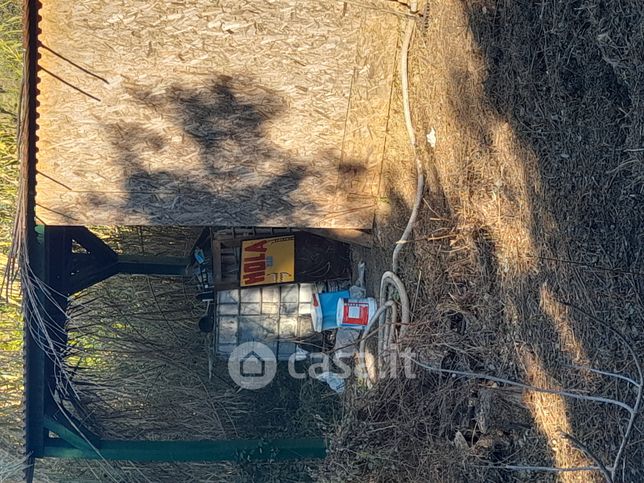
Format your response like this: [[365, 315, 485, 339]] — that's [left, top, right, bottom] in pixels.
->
[[325, 1, 643, 482]]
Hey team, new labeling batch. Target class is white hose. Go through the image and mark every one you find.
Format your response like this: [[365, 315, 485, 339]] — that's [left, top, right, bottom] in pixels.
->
[[359, 13, 422, 384], [392, 17, 424, 273]]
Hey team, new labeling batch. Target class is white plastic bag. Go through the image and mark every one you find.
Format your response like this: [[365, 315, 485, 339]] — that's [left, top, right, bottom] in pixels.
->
[[315, 371, 346, 394]]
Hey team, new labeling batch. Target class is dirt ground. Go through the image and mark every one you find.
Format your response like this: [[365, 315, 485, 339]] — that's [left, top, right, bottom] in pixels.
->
[[325, 1, 643, 482]]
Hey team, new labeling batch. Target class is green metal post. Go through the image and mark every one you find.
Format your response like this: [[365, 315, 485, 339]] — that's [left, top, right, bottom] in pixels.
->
[[24, 225, 47, 457], [43, 437, 327, 461]]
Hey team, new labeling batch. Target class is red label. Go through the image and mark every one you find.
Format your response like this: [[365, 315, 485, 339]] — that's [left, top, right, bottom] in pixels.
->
[[342, 302, 369, 326]]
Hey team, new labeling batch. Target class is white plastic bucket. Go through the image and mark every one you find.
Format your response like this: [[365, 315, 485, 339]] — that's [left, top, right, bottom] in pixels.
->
[[336, 297, 377, 327]]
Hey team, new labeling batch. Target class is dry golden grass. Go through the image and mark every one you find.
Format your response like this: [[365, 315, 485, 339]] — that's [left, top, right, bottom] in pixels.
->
[[520, 349, 591, 482], [325, 0, 643, 481]]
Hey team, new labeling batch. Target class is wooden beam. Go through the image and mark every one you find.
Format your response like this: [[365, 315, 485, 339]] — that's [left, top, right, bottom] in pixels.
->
[[68, 257, 118, 294], [211, 240, 223, 284], [303, 228, 373, 248], [67, 226, 117, 263], [67, 254, 189, 293]]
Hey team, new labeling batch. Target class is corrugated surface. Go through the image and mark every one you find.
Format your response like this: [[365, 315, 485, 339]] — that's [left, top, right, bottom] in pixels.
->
[[23, 0, 42, 479]]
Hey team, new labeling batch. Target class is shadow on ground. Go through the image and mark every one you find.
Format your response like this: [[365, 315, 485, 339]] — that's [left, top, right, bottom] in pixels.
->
[[324, 1, 643, 482]]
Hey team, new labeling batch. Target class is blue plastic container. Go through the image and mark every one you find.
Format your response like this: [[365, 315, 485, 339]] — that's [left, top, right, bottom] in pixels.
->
[[311, 290, 351, 332]]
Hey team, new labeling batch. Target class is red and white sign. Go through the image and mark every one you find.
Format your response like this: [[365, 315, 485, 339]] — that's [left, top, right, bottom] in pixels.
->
[[336, 298, 377, 327]]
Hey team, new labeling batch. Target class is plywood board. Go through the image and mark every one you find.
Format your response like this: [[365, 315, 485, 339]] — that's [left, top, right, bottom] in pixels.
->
[[334, 8, 399, 211], [34, 1, 399, 227]]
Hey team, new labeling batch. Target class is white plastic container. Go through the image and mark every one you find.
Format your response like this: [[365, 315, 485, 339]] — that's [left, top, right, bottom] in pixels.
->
[[336, 297, 377, 327]]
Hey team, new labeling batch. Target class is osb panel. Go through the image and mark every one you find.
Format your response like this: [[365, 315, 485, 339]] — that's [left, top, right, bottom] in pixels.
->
[[336, 8, 399, 205], [34, 1, 399, 227]]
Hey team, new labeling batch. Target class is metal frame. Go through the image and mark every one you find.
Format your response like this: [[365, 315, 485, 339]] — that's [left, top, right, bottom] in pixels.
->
[[22, 1, 325, 473], [23, 225, 326, 468]]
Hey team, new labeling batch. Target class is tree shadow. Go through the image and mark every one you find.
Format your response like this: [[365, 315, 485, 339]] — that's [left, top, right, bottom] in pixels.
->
[[466, 0, 639, 258], [96, 75, 365, 226], [461, 0, 643, 361], [458, 0, 644, 476]]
